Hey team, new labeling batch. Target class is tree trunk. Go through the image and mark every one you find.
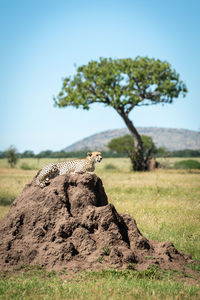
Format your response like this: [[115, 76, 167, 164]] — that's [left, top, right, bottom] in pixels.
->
[[118, 110, 146, 171]]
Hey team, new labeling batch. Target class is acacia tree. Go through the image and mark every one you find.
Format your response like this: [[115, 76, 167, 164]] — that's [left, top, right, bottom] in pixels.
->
[[54, 57, 187, 171]]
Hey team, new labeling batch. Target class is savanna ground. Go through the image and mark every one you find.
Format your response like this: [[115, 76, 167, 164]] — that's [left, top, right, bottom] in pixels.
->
[[0, 157, 200, 299]]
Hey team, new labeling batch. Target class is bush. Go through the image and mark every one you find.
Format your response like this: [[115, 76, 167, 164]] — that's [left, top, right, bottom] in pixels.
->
[[174, 160, 200, 169], [0, 194, 16, 206], [104, 164, 117, 170], [20, 162, 36, 170], [5, 146, 19, 168]]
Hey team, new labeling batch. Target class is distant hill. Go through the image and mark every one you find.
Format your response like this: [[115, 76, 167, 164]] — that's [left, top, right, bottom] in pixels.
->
[[63, 127, 200, 152]]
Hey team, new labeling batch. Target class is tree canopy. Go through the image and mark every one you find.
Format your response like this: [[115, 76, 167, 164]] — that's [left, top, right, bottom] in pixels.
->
[[54, 56, 187, 113]]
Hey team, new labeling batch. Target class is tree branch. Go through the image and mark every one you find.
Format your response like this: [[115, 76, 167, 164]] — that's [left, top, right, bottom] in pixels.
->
[[87, 85, 111, 105], [125, 102, 136, 114]]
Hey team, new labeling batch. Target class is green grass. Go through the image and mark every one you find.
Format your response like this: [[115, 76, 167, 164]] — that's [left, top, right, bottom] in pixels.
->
[[0, 266, 199, 300], [0, 168, 35, 206], [0, 158, 200, 299]]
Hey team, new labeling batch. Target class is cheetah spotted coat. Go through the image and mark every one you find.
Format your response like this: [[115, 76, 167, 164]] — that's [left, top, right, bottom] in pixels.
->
[[35, 152, 102, 188]]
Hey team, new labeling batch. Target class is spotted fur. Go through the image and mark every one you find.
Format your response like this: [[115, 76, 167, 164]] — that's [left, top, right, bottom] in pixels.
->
[[36, 151, 102, 188]]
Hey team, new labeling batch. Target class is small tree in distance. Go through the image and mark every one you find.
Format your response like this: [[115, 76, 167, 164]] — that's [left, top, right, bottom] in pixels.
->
[[5, 146, 18, 168], [108, 135, 158, 170], [54, 56, 187, 171]]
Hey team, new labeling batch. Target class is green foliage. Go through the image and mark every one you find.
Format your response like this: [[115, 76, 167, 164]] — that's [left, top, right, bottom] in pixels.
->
[[5, 146, 19, 168], [108, 134, 134, 155], [54, 57, 187, 111], [168, 149, 200, 157], [174, 160, 200, 169], [141, 135, 157, 159], [36, 150, 53, 158], [155, 147, 168, 157], [100, 246, 111, 256], [96, 246, 111, 263], [50, 150, 70, 158], [108, 134, 157, 166], [21, 150, 35, 158]]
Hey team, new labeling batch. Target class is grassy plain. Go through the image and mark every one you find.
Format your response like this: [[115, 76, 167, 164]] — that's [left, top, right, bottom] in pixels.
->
[[0, 157, 200, 299]]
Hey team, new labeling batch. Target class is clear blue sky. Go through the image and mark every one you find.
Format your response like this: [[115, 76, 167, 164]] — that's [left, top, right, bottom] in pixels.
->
[[1, 0, 200, 153]]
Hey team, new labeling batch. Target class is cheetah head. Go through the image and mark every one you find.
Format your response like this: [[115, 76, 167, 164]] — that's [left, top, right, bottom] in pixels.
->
[[87, 151, 102, 163]]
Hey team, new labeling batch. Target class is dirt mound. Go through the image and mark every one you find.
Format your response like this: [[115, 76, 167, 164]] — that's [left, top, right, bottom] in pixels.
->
[[0, 173, 194, 272]]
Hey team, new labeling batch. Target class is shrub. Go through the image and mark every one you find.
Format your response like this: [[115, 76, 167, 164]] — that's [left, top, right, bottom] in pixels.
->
[[20, 162, 36, 170], [174, 160, 200, 169], [0, 194, 16, 206], [104, 164, 117, 170]]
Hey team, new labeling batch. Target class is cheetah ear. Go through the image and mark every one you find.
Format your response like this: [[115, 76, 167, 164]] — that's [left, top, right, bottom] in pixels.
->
[[87, 152, 92, 157]]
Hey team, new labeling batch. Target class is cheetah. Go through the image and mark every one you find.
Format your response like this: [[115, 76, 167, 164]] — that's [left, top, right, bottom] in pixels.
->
[[35, 151, 102, 188]]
